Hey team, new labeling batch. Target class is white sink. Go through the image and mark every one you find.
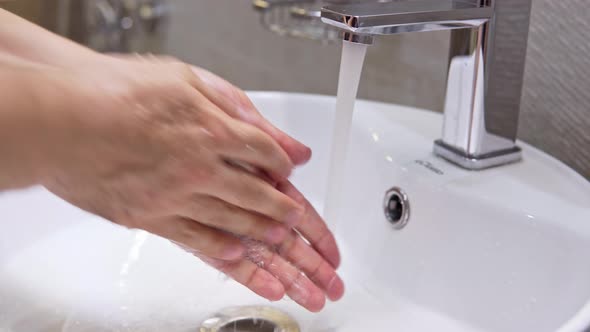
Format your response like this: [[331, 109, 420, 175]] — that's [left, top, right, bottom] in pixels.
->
[[1, 92, 589, 332]]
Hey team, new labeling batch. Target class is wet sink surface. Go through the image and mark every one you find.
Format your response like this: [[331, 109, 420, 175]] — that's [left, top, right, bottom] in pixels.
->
[[1, 92, 590, 332]]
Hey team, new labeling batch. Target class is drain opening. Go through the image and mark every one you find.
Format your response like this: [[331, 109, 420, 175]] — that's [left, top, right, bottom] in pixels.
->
[[200, 306, 300, 332], [218, 318, 276, 332], [384, 187, 410, 229]]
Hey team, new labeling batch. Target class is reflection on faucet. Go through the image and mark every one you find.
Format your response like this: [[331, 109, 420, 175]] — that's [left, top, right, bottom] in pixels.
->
[[443, 46, 485, 154]]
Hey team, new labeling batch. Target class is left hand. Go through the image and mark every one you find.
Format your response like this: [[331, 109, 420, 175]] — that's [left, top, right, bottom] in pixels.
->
[[193, 180, 344, 312]]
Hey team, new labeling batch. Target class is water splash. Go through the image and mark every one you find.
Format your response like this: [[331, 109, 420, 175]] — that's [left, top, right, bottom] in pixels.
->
[[242, 237, 269, 269], [241, 237, 311, 306]]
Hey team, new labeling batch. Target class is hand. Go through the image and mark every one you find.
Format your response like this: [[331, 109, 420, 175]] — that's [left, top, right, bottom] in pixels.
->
[[109, 54, 312, 166], [178, 181, 344, 312], [0, 8, 342, 311], [44, 55, 300, 250], [39, 56, 343, 311], [190, 66, 312, 166], [178, 61, 344, 310]]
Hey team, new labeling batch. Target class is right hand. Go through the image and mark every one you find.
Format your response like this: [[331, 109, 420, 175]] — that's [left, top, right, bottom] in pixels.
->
[[44, 56, 302, 256], [39, 56, 343, 311]]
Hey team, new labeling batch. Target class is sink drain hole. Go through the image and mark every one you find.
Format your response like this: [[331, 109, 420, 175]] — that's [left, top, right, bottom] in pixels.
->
[[218, 318, 276, 332], [200, 306, 300, 332], [384, 187, 410, 229]]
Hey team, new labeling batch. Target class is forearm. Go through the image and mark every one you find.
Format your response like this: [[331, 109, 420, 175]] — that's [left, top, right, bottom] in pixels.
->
[[0, 9, 99, 67], [0, 64, 73, 190]]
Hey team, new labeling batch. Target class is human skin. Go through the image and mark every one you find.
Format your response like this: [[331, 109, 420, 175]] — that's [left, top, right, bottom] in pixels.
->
[[0, 9, 344, 312]]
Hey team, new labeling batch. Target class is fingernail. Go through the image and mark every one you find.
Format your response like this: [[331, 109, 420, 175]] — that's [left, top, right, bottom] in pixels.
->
[[265, 226, 287, 244], [285, 208, 304, 227], [327, 275, 345, 301], [258, 274, 285, 301], [309, 292, 326, 313], [268, 279, 285, 301], [222, 243, 245, 261], [296, 146, 312, 166]]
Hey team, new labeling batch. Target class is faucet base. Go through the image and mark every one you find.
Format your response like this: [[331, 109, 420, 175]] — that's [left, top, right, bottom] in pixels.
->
[[433, 140, 522, 170]]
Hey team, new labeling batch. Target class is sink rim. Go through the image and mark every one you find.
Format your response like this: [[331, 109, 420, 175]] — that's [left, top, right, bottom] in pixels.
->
[[251, 90, 590, 187], [253, 90, 590, 332], [0, 91, 589, 332]]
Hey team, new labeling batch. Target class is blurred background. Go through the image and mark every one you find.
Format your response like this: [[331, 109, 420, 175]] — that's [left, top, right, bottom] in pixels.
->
[[1, 0, 588, 179]]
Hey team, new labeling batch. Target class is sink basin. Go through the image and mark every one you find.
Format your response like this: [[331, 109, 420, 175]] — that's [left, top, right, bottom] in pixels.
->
[[1, 92, 589, 332]]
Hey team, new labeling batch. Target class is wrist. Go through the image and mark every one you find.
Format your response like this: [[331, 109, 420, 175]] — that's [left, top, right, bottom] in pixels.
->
[[0, 65, 91, 187], [0, 66, 57, 187]]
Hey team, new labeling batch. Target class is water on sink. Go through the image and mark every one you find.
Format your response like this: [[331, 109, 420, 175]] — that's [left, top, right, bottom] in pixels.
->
[[323, 40, 368, 226], [0, 218, 486, 332]]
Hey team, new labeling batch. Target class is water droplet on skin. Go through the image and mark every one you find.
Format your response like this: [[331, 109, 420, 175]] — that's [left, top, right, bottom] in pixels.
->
[[242, 237, 267, 268]]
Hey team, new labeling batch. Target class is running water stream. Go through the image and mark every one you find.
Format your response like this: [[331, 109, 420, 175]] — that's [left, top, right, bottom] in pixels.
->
[[323, 40, 369, 225]]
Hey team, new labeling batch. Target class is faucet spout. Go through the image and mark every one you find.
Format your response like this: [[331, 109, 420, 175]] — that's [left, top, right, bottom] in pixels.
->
[[321, 0, 492, 35], [321, 0, 533, 170]]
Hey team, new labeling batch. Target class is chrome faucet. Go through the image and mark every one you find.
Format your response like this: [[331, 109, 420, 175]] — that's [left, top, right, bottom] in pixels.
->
[[321, 0, 532, 170]]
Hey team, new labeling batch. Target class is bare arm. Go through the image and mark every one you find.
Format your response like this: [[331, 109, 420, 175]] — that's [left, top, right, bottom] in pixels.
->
[[0, 60, 70, 189], [0, 8, 312, 165], [0, 8, 98, 66]]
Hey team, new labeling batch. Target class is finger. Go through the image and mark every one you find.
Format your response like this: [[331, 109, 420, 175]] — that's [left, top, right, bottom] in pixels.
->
[[242, 239, 326, 312], [141, 216, 245, 261], [277, 181, 341, 268], [199, 255, 285, 302], [181, 195, 289, 245], [222, 118, 294, 179], [225, 159, 278, 188], [253, 118, 313, 166], [276, 230, 345, 302], [204, 165, 304, 226], [190, 66, 312, 166], [170, 71, 294, 180]]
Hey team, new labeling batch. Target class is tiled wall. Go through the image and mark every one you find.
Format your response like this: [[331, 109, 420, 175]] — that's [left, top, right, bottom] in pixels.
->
[[163, 0, 589, 180], [519, 0, 590, 180]]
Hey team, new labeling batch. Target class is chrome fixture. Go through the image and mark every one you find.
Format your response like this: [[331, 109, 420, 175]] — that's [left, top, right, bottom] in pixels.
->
[[384, 187, 410, 229], [199, 305, 300, 332], [321, 0, 532, 170], [253, 0, 348, 42]]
